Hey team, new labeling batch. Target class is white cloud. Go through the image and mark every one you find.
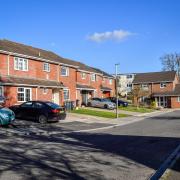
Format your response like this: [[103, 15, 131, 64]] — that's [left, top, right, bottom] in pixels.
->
[[87, 29, 135, 42]]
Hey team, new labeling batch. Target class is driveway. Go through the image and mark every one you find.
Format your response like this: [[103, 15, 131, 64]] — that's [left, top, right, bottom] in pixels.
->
[[0, 110, 180, 180]]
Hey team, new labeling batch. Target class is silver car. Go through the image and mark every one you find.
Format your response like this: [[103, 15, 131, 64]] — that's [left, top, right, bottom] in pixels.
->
[[87, 98, 116, 110]]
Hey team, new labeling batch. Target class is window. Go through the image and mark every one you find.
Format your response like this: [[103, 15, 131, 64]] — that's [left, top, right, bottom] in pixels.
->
[[91, 74, 96, 81], [177, 97, 180, 102], [43, 63, 50, 72], [127, 74, 133, 79], [14, 57, 28, 71], [21, 102, 33, 108], [81, 72, 86, 79], [141, 84, 149, 90], [0, 86, 3, 96], [160, 83, 167, 88], [109, 79, 113, 85], [127, 84, 132, 88], [61, 66, 69, 76], [17, 88, 31, 102], [63, 89, 70, 101], [43, 88, 48, 94], [33, 102, 45, 108]]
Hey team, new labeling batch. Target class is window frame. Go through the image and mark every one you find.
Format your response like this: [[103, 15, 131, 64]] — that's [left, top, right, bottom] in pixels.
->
[[177, 96, 180, 102], [43, 88, 48, 94], [91, 74, 96, 81], [109, 79, 113, 85], [0, 86, 4, 102], [81, 72, 86, 79], [63, 89, 70, 101], [160, 83, 167, 88], [43, 63, 50, 72], [141, 84, 149, 90], [61, 66, 69, 76], [17, 87, 32, 102], [14, 57, 28, 71]]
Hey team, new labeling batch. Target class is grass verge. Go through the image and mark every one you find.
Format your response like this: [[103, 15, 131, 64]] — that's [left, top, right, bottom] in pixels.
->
[[70, 108, 129, 119], [119, 106, 154, 113]]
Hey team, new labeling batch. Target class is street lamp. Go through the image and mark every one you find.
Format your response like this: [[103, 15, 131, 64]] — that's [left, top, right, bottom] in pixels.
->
[[115, 63, 119, 119]]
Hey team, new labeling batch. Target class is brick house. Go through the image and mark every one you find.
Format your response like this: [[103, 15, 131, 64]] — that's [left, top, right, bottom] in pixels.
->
[[0, 39, 115, 107], [132, 71, 180, 108]]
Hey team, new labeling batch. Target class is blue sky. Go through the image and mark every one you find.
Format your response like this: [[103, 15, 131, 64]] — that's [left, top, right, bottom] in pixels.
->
[[1, 0, 180, 74]]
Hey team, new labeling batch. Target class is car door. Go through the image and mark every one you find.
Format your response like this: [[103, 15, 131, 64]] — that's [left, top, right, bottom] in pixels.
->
[[31, 102, 45, 120], [19, 102, 33, 119]]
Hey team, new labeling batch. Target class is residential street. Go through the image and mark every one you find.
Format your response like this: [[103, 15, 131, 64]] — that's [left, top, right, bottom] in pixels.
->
[[0, 110, 180, 180]]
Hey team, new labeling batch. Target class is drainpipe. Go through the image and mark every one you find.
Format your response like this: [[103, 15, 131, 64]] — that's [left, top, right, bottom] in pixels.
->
[[7, 55, 10, 76]]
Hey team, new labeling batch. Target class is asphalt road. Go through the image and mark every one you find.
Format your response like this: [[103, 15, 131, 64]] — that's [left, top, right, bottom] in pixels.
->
[[0, 110, 180, 180]]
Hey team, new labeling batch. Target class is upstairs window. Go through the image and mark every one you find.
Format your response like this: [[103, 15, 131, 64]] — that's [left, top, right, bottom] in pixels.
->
[[43, 63, 50, 72], [127, 84, 132, 88], [141, 84, 149, 90], [127, 74, 133, 79], [160, 83, 167, 88], [109, 79, 113, 85], [14, 57, 28, 71], [81, 72, 86, 79], [61, 66, 69, 76], [91, 74, 96, 81]]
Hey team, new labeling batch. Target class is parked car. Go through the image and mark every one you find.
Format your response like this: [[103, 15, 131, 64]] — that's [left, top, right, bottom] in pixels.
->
[[9, 101, 66, 123], [87, 98, 116, 110], [107, 97, 128, 107], [0, 96, 15, 126]]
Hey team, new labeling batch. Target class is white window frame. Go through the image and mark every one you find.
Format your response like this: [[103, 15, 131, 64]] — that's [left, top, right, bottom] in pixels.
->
[[17, 87, 32, 102], [91, 74, 96, 81], [109, 79, 113, 85], [141, 84, 149, 90], [63, 89, 70, 101], [81, 72, 86, 79], [14, 57, 28, 71], [160, 83, 167, 88], [177, 96, 180, 102], [43, 88, 48, 94], [61, 66, 69, 76], [43, 63, 50, 72]]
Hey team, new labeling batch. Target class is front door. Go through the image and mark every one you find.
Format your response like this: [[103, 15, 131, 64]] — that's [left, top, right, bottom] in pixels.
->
[[52, 89, 60, 105], [82, 90, 88, 105]]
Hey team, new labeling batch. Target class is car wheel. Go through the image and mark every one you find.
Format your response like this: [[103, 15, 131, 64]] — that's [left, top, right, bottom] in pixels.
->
[[104, 104, 108, 109], [38, 115, 48, 124], [87, 102, 92, 107]]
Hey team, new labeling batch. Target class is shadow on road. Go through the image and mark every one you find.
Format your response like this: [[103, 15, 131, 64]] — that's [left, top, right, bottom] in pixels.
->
[[0, 131, 180, 179]]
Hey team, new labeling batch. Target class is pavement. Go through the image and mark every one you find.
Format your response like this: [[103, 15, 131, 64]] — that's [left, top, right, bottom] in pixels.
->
[[167, 158, 180, 180], [0, 110, 179, 180]]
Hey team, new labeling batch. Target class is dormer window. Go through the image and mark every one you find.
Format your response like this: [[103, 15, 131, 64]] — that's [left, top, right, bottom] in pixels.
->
[[160, 83, 167, 88], [43, 63, 50, 72], [61, 66, 69, 76]]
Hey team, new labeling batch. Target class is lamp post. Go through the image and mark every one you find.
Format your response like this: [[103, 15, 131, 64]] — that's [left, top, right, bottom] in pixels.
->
[[115, 63, 119, 119]]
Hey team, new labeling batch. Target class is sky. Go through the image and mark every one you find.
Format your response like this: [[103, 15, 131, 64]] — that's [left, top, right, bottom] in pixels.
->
[[1, 0, 180, 74]]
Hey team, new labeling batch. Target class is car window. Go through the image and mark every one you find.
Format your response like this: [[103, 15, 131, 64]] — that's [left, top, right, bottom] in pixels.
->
[[21, 102, 33, 107], [102, 98, 111, 102], [46, 102, 60, 109], [33, 102, 45, 108]]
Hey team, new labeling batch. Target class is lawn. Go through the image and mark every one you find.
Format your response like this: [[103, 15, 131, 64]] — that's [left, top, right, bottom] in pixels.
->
[[70, 108, 129, 119], [119, 106, 154, 113]]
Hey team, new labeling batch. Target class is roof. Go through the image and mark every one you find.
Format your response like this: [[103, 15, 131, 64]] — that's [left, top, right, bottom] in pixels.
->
[[153, 84, 180, 96], [0, 39, 105, 74], [100, 86, 112, 91], [0, 76, 65, 88], [76, 84, 95, 90], [92, 67, 114, 78], [133, 71, 177, 84]]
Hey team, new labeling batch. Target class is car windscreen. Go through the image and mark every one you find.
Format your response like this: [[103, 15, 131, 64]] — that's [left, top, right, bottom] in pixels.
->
[[102, 99, 111, 102], [46, 102, 60, 109]]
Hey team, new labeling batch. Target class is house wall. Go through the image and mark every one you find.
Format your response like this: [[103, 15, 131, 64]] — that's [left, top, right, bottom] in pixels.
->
[[0, 54, 8, 76], [76, 71, 91, 85], [171, 96, 180, 108], [151, 82, 174, 93]]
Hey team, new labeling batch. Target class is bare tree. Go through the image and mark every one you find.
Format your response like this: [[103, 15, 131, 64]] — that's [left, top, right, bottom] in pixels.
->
[[132, 86, 150, 108], [160, 53, 180, 72]]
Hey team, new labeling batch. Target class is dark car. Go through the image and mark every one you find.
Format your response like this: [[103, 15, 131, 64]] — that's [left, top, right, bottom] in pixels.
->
[[107, 97, 128, 107], [9, 101, 66, 123]]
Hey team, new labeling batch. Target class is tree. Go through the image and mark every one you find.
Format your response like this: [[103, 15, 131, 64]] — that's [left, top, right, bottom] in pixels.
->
[[132, 86, 150, 108], [160, 53, 180, 72]]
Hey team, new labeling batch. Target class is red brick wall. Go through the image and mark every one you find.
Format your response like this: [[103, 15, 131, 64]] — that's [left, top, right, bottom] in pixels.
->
[[171, 96, 180, 108], [0, 54, 8, 76], [8, 55, 58, 81], [151, 82, 174, 93], [76, 71, 91, 85], [60, 66, 77, 102]]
